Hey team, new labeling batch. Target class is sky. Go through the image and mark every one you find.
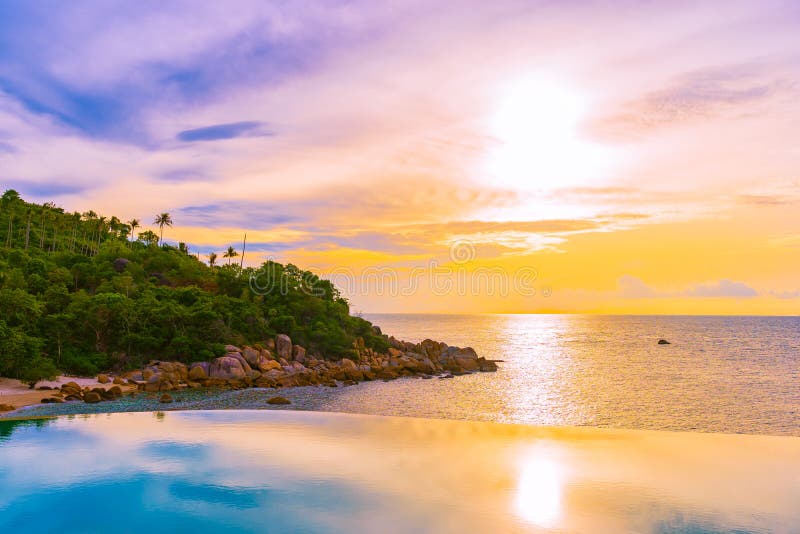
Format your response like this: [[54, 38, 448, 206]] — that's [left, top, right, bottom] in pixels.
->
[[1, 0, 798, 314]]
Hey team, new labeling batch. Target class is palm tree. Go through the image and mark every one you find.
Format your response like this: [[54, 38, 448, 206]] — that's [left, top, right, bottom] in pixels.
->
[[153, 212, 173, 245], [223, 246, 238, 265], [127, 218, 140, 241], [208, 252, 218, 267]]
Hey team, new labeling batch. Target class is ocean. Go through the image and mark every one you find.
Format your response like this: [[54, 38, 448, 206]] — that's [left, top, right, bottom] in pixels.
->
[[322, 314, 799, 436]]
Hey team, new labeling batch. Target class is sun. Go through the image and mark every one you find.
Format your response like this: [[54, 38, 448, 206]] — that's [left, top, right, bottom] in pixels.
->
[[483, 75, 616, 191]]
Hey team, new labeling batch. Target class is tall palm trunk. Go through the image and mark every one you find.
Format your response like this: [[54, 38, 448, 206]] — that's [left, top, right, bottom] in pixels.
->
[[25, 211, 31, 249]]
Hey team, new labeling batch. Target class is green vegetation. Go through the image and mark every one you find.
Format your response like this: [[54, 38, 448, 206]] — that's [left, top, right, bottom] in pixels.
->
[[0, 190, 388, 383]]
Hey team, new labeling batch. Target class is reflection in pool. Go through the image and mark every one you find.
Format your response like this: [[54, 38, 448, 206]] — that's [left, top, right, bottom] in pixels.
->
[[1, 411, 798, 533]]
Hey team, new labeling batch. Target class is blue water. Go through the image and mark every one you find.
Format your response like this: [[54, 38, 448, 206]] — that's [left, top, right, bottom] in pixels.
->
[[2, 411, 799, 533]]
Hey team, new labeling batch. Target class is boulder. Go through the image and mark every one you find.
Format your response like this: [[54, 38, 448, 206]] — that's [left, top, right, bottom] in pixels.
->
[[102, 386, 123, 399], [258, 359, 282, 373], [340, 358, 357, 370], [97, 374, 110, 384], [658, 339, 671, 345], [452, 347, 479, 371], [208, 356, 247, 380], [225, 352, 254, 374], [159, 393, 174, 403], [267, 396, 291, 405], [188, 364, 208, 381], [83, 392, 102, 403], [265, 338, 276, 351], [49, 397, 64, 403], [477, 357, 498, 372], [143, 374, 163, 393], [62, 381, 81, 392], [113, 376, 125, 385], [224, 344, 241, 353], [292, 345, 307, 363], [275, 334, 292, 360], [242, 347, 261, 368]]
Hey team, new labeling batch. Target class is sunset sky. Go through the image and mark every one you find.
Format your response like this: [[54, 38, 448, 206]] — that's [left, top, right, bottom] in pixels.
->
[[1, 1, 798, 314]]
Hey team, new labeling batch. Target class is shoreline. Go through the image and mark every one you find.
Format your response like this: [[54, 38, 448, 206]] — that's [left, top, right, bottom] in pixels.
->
[[4, 407, 800, 444]]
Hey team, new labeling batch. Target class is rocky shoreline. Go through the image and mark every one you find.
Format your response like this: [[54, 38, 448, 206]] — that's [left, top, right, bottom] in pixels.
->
[[34, 335, 498, 406]]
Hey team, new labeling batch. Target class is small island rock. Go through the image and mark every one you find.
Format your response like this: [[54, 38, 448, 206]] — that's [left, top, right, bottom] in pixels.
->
[[267, 396, 291, 405]]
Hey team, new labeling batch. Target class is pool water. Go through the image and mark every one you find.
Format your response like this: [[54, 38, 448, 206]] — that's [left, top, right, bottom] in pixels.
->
[[1, 411, 798, 533]]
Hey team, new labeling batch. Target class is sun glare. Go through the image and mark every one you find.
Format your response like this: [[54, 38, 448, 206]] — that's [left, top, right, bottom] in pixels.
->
[[515, 451, 565, 528], [484, 76, 615, 191]]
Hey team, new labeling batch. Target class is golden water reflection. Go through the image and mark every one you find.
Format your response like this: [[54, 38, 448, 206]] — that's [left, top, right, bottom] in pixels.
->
[[2, 411, 798, 533]]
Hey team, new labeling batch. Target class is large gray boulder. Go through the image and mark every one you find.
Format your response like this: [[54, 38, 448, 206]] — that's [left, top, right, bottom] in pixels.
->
[[275, 334, 292, 360], [208, 356, 247, 380]]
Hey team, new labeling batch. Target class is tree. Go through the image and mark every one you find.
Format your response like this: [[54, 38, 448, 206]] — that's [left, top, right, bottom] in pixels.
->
[[137, 230, 159, 246], [19, 356, 58, 388], [127, 218, 140, 241], [153, 212, 173, 245], [208, 252, 218, 267], [223, 246, 238, 265]]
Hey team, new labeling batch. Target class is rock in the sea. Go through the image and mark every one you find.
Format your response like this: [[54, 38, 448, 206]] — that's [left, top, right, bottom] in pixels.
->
[[275, 334, 292, 360], [97, 374, 110, 384], [452, 347, 479, 371], [208, 356, 247, 380], [267, 396, 291, 405], [477, 357, 498, 372], [83, 391, 102, 403], [159, 393, 174, 403], [658, 339, 671, 345]]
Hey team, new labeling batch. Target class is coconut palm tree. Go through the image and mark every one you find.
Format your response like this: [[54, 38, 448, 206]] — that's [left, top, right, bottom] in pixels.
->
[[208, 252, 218, 267], [223, 246, 238, 265], [127, 218, 140, 241], [153, 212, 173, 245]]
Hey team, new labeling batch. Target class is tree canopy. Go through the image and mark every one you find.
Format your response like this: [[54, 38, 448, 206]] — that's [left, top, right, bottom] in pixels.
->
[[0, 192, 388, 382]]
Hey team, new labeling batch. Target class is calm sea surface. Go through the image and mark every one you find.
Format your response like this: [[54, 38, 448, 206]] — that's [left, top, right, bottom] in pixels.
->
[[341, 314, 799, 436]]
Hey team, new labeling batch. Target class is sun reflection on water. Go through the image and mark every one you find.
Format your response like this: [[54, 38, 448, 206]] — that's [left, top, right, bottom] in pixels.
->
[[515, 449, 564, 529]]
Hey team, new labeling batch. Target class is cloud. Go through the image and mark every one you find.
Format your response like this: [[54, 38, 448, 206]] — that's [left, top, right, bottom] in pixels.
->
[[618, 275, 657, 298], [684, 279, 758, 298], [176, 121, 272, 142], [737, 194, 796, 206], [158, 168, 214, 183], [0, 141, 16, 153], [4, 180, 88, 198], [590, 62, 793, 141], [618, 276, 758, 299], [770, 289, 800, 299]]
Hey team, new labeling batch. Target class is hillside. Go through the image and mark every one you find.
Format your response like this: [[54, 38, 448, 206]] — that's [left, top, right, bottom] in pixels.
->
[[0, 190, 388, 384]]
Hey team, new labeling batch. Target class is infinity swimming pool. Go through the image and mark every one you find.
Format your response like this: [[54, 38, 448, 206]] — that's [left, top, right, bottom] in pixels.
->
[[1, 411, 798, 533]]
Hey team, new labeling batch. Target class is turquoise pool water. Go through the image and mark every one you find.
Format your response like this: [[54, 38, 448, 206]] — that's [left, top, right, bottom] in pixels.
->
[[1, 411, 798, 533]]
